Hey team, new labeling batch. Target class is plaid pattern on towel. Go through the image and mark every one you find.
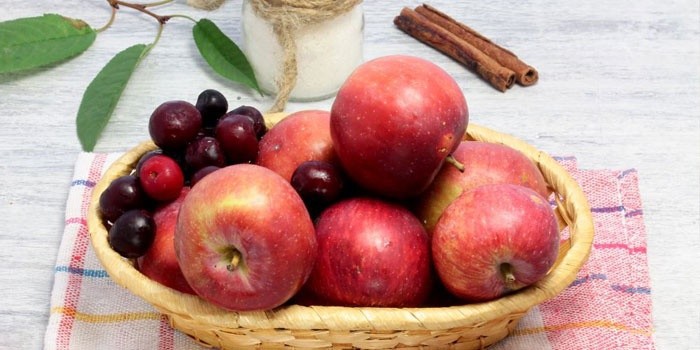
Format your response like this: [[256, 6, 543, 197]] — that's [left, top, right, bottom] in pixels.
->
[[44, 152, 655, 349]]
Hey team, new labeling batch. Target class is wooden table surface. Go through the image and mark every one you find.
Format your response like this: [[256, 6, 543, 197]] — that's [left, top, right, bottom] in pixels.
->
[[1, 1, 698, 349]]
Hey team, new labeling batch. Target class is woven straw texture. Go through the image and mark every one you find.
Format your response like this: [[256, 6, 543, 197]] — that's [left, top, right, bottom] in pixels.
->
[[86, 114, 594, 349]]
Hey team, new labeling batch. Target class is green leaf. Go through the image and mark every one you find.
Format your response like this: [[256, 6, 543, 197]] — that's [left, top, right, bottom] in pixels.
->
[[76, 44, 150, 151], [0, 14, 96, 73], [193, 18, 262, 94]]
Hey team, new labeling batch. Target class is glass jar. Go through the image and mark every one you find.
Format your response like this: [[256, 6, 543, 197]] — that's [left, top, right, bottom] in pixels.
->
[[241, 1, 364, 102]]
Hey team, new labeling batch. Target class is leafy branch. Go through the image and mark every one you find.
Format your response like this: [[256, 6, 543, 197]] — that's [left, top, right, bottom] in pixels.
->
[[0, 0, 260, 151]]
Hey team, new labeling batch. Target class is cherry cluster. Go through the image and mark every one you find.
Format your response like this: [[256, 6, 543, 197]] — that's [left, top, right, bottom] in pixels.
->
[[99, 89, 267, 258], [99, 89, 346, 259]]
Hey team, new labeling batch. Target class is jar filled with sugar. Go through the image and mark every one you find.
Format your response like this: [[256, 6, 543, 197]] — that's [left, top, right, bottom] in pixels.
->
[[241, 0, 364, 112]]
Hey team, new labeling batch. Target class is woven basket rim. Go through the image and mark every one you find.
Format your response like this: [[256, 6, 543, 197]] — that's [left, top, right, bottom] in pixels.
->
[[86, 117, 594, 333]]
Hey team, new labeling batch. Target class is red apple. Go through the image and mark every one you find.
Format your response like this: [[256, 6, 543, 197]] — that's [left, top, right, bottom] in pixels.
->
[[256, 110, 337, 181], [302, 197, 432, 307], [175, 164, 317, 311], [330, 55, 468, 199], [137, 187, 195, 295], [432, 184, 559, 302], [415, 141, 549, 234]]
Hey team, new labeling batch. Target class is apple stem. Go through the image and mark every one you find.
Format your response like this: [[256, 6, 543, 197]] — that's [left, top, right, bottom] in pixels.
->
[[445, 155, 465, 173], [227, 250, 242, 272], [500, 263, 518, 291]]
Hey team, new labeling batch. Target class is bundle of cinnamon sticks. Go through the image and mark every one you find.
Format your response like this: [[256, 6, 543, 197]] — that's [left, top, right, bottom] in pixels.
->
[[394, 4, 538, 92]]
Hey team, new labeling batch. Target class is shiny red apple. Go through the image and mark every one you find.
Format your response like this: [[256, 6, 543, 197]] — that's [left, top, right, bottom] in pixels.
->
[[175, 164, 317, 311], [137, 187, 195, 295], [330, 55, 468, 199], [301, 197, 432, 307], [432, 184, 560, 302], [415, 141, 549, 234], [256, 110, 337, 181]]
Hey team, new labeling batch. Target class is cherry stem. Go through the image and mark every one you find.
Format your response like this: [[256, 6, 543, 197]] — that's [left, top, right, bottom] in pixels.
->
[[141, 0, 175, 7], [445, 155, 465, 172], [107, 0, 172, 24], [500, 263, 518, 291], [168, 14, 198, 24], [97, 6, 117, 32], [143, 22, 165, 54]]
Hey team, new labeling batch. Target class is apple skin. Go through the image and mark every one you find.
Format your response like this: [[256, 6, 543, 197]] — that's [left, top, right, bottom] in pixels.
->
[[256, 110, 337, 182], [414, 141, 549, 234], [432, 183, 559, 302], [137, 187, 195, 295], [174, 164, 317, 311], [301, 197, 432, 307], [330, 55, 468, 199]]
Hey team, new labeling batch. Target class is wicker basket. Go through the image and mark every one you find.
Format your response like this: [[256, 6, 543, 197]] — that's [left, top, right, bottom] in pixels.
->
[[87, 114, 594, 349]]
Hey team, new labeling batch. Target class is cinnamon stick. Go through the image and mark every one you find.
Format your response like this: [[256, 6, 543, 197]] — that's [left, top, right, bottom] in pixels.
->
[[415, 4, 538, 86], [394, 7, 515, 91]]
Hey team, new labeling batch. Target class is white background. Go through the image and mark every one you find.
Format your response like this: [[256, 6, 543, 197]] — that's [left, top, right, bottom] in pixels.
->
[[0, 0, 698, 349]]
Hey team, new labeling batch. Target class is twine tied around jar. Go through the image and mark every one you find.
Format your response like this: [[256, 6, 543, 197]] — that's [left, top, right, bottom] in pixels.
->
[[248, 0, 363, 112]]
